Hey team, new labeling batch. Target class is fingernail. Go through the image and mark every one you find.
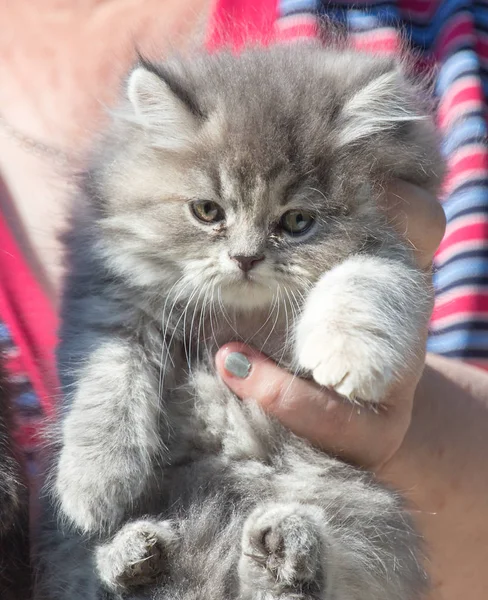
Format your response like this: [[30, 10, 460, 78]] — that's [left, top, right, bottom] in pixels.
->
[[224, 352, 251, 379]]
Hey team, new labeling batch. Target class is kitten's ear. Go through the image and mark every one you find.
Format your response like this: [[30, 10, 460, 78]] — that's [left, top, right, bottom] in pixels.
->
[[338, 66, 426, 146], [126, 65, 199, 149]]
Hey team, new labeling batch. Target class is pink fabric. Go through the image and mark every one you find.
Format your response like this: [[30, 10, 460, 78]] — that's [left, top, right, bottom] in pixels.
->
[[0, 209, 57, 418], [207, 0, 277, 50]]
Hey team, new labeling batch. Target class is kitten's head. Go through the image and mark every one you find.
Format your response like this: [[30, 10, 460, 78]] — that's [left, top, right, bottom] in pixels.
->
[[84, 44, 442, 310]]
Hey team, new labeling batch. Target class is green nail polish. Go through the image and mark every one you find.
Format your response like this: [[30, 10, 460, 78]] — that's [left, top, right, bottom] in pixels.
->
[[224, 352, 251, 378]]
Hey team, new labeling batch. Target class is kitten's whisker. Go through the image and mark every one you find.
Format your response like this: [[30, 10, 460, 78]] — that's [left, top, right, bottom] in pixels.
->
[[198, 284, 211, 366], [208, 281, 220, 350], [202, 290, 215, 366], [161, 279, 197, 385], [279, 286, 305, 405], [244, 289, 278, 345], [187, 283, 207, 373], [260, 285, 281, 354], [278, 287, 291, 367], [158, 275, 186, 400], [197, 284, 210, 368], [161, 277, 191, 357], [288, 287, 303, 318], [217, 287, 241, 339], [285, 286, 300, 339], [291, 277, 310, 303], [182, 285, 203, 375]]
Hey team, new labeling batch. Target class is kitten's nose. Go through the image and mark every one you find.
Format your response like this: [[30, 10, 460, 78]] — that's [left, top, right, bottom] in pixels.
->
[[230, 254, 265, 273]]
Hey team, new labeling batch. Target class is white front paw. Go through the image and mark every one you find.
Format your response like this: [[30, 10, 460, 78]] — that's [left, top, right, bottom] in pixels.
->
[[296, 319, 394, 403], [295, 257, 425, 404]]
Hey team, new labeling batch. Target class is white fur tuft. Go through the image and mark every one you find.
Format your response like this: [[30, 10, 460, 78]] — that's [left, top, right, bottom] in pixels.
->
[[339, 70, 426, 146], [126, 66, 198, 149], [295, 254, 432, 403]]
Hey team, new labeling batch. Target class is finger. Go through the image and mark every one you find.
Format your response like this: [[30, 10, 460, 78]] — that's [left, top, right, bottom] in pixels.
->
[[382, 181, 446, 269], [215, 342, 413, 469]]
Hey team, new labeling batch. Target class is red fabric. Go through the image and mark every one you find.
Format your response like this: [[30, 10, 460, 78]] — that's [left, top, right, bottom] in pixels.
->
[[0, 209, 57, 415], [439, 222, 488, 251], [432, 292, 488, 321], [206, 0, 277, 50]]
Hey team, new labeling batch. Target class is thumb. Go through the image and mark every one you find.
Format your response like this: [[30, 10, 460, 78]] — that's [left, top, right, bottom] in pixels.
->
[[215, 343, 407, 468]]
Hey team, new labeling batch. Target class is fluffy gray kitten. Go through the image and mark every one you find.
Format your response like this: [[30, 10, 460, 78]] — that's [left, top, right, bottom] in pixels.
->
[[36, 42, 443, 600]]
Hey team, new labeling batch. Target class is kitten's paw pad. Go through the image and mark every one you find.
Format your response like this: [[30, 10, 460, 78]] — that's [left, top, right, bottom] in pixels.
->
[[96, 520, 177, 592], [241, 504, 324, 588], [297, 326, 394, 403]]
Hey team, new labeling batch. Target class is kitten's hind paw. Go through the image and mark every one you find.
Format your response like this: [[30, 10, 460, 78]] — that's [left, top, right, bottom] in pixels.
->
[[239, 503, 329, 596], [95, 519, 177, 593]]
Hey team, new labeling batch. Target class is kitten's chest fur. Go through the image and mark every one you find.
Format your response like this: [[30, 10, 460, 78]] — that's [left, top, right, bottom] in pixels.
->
[[187, 309, 296, 368], [155, 298, 298, 375], [157, 307, 297, 465]]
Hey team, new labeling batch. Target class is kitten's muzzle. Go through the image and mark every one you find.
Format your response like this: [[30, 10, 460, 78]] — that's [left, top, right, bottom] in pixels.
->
[[230, 254, 265, 273]]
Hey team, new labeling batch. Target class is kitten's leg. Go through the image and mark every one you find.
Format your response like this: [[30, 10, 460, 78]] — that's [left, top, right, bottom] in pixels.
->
[[295, 254, 432, 403], [95, 519, 177, 593], [239, 503, 331, 599], [55, 336, 167, 533]]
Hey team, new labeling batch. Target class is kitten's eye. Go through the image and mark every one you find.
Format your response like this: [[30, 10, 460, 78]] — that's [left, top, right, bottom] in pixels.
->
[[280, 210, 315, 236], [190, 200, 225, 224]]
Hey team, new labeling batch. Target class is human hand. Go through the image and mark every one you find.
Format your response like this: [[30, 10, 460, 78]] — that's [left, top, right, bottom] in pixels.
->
[[215, 182, 445, 470], [216, 341, 423, 469], [381, 180, 446, 269]]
